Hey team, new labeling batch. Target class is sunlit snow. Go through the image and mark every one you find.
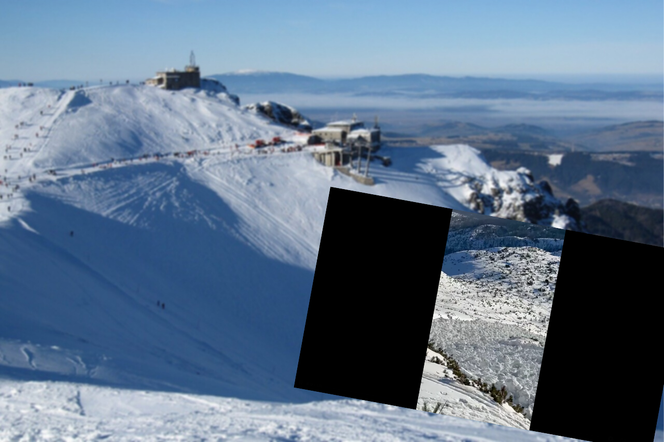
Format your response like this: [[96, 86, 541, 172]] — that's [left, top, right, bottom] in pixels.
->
[[0, 83, 587, 440]]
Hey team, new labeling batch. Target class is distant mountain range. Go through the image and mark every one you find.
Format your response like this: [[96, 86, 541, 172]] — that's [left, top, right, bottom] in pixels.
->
[[5, 72, 661, 101], [481, 148, 663, 209], [566, 120, 664, 151], [207, 71, 663, 101], [384, 120, 664, 153], [0, 80, 23, 88]]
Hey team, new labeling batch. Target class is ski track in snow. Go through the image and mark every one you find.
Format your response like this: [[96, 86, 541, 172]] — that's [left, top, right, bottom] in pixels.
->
[[190, 154, 320, 268]]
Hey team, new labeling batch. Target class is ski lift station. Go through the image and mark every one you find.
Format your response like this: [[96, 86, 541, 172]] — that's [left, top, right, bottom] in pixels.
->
[[311, 115, 381, 151]]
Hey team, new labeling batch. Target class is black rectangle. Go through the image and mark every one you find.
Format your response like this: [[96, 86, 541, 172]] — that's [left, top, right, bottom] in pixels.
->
[[530, 231, 663, 441], [295, 187, 452, 408], [296, 187, 663, 441]]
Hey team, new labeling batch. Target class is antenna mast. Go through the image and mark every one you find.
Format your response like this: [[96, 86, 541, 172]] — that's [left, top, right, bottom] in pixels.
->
[[189, 50, 196, 67]]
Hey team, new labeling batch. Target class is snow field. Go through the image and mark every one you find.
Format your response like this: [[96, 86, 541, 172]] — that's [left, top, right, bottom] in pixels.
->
[[422, 245, 562, 422], [0, 379, 586, 442], [428, 318, 545, 419], [418, 348, 532, 430], [438, 247, 560, 335], [0, 84, 586, 440]]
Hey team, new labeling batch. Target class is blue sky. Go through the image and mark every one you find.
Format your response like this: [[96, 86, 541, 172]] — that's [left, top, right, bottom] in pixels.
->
[[0, 0, 662, 82]]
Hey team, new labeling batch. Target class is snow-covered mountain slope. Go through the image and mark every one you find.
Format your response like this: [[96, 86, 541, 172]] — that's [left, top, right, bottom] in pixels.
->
[[0, 85, 465, 397], [423, 245, 561, 425], [1, 83, 264, 172], [0, 84, 587, 440], [0, 380, 586, 442], [418, 347, 532, 430], [427, 317, 546, 421], [437, 247, 560, 333]]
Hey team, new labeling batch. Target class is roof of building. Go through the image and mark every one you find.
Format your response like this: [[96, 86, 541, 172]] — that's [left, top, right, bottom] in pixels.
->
[[310, 144, 342, 152], [156, 68, 199, 75], [312, 127, 345, 133], [327, 120, 364, 127]]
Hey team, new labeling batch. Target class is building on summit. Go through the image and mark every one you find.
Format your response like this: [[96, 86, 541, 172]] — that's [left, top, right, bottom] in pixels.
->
[[146, 51, 201, 90]]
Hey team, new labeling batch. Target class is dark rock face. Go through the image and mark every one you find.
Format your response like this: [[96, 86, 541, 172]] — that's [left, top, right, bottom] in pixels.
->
[[580, 199, 663, 247], [539, 180, 553, 195], [564, 198, 581, 222], [522, 193, 547, 223], [244, 101, 311, 131]]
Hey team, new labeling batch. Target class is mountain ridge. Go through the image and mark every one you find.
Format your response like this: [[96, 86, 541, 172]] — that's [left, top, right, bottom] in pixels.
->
[[209, 72, 663, 100]]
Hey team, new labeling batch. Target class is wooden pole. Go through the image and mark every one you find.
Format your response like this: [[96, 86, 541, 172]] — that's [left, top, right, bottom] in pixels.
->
[[356, 144, 362, 173]]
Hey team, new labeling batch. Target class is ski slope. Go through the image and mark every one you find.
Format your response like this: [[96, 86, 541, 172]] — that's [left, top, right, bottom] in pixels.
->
[[0, 380, 585, 442], [0, 84, 587, 440]]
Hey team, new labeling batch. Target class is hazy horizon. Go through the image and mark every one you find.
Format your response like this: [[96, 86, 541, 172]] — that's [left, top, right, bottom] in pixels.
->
[[1, 1, 661, 81], [3, 72, 663, 87]]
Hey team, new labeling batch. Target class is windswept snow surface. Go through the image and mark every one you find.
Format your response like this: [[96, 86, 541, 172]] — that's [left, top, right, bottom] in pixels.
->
[[418, 347, 533, 430], [419, 245, 561, 428], [437, 247, 560, 334], [0, 380, 586, 442], [0, 85, 583, 440]]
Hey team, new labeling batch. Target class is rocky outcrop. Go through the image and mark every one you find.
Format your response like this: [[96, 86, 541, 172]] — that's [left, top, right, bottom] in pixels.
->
[[423, 145, 583, 231], [465, 166, 582, 231], [244, 101, 311, 131]]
